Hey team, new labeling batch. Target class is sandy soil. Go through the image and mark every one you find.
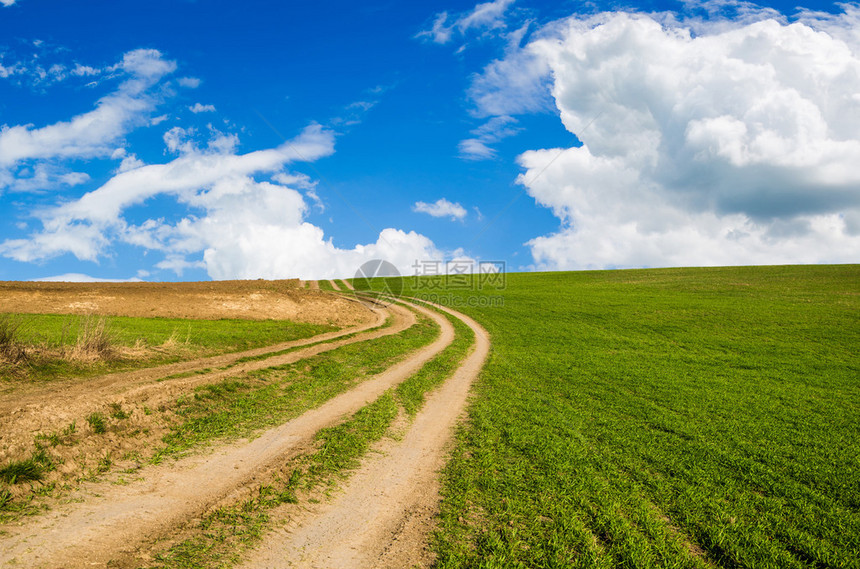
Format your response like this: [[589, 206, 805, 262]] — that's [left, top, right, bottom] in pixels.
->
[[238, 304, 490, 569], [0, 279, 365, 326], [0, 301, 456, 568]]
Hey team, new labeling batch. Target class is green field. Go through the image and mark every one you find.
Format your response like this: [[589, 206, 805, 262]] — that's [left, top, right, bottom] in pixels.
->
[[0, 313, 335, 382], [397, 265, 859, 568]]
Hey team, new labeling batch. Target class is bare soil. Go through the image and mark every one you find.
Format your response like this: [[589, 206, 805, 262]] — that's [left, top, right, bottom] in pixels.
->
[[0, 301, 458, 568], [0, 279, 365, 326]]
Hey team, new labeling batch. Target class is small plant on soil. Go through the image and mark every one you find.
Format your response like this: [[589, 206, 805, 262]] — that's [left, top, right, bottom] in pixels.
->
[[87, 412, 108, 434], [109, 402, 130, 420], [0, 458, 43, 484], [0, 488, 12, 508]]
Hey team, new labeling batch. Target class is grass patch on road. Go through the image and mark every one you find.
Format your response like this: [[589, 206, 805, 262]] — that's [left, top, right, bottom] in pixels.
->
[[401, 265, 860, 568]]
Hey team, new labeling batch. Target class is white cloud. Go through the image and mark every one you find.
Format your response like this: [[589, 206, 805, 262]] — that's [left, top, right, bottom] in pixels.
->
[[475, 8, 860, 269], [189, 103, 216, 113], [0, 122, 457, 279], [417, 0, 515, 44], [70, 63, 100, 77], [30, 273, 143, 283], [417, 12, 453, 44], [0, 60, 23, 78], [458, 0, 515, 33], [458, 115, 521, 160], [3, 163, 90, 192], [1, 0, 18, 7], [413, 198, 468, 221], [178, 77, 201, 88], [117, 154, 145, 173], [0, 49, 175, 167], [163, 126, 197, 154], [468, 45, 551, 117]]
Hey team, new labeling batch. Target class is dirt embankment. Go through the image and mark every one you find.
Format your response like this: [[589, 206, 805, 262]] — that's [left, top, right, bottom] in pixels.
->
[[0, 279, 366, 326]]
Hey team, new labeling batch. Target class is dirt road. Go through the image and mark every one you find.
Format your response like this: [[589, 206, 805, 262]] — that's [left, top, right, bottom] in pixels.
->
[[0, 302, 412, 473], [0, 301, 456, 568], [238, 304, 489, 568]]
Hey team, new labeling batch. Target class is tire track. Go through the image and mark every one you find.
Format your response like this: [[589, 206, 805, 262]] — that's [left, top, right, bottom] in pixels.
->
[[238, 304, 490, 569], [0, 301, 455, 569]]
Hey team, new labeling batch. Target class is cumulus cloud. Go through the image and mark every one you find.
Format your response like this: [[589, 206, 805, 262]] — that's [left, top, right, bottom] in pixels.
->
[[189, 103, 216, 113], [413, 198, 468, 221], [477, 7, 860, 269], [417, 0, 515, 44], [1, 0, 18, 7], [0, 49, 175, 168]]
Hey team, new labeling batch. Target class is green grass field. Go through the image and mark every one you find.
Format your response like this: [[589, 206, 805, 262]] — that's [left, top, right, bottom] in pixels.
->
[[0, 313, 335, 382], [396, 265, 859, 568]]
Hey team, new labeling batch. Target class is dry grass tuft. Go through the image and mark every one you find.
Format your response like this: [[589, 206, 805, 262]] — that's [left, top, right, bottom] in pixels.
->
[[0, 314, 27, 365], [66, 315, 116, 362]]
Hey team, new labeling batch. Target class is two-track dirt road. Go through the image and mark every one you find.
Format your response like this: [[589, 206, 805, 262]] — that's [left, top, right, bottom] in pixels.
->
[[0, 299, 489, 569], [240, 305, 490, 568]]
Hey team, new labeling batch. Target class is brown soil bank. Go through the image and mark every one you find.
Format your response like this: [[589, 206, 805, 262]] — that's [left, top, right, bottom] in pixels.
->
[[0, 279, 368, 326]]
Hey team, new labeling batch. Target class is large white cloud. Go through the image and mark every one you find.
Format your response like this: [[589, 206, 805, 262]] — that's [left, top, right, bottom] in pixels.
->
[[478, 6, 860, 269], [0, 123, 449, 279]]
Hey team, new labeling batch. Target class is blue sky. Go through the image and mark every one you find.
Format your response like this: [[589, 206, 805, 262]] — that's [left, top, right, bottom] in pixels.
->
[[1, 0, 858, 281]]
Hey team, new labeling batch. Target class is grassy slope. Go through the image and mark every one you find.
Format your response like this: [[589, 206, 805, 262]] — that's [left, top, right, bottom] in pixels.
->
[[0, 313, 335, 382], [401, 265, 859, 568]]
